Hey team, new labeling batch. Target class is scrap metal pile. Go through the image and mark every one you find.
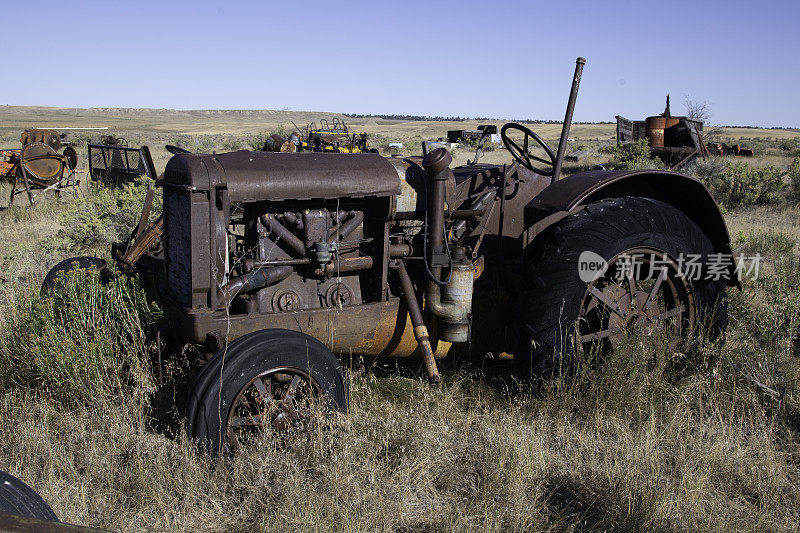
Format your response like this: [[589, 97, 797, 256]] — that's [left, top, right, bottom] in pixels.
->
[[262, 118, 373, 154], [2, 127, 161, 206], [706, 142, 753, 157], [616, 95, 754, 168]]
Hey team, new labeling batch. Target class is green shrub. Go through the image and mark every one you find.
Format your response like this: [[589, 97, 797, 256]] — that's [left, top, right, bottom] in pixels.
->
[[736, 229, 796, 258], [0, 270, 161, 406], [685, 157, 726, 182], [705, 161, 785, 208], [607, 139, 664, 170], [778, 138, 799, 153], [59, 178, 162, 252], [789, 157, 800, 201], [221, 137, 246, 151], [404, 136, 423, 156], [247, 131, 272, 151]]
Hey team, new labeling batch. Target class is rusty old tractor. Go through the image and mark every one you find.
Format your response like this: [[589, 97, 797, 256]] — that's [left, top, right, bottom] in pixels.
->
[[44, 58, 736, 452]]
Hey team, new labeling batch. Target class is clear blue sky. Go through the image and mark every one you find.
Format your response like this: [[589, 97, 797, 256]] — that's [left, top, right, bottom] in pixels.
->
[[2, 0, 798, 127]]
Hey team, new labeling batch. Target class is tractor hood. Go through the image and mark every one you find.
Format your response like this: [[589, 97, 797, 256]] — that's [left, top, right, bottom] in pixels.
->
[[163, 150, 401, 202]]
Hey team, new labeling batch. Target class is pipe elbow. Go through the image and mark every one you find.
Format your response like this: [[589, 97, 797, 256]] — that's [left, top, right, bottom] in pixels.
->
[[426, 280, 459, 318]]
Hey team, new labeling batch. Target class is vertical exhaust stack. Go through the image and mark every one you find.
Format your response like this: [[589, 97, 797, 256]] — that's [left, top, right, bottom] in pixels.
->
[[421, 148, 475, 344], [551, 57, 586, 183]]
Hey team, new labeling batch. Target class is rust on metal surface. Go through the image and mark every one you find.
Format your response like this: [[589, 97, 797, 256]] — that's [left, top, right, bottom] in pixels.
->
[[118, 216, 163, 270], [163, 151, 401, 202], [523, 168, 737, 285], [21, 143, 62, 182], [7, 143, 78, 207], [54, 56, 736, 395], [169, 298, 455, 359], [397, 261, 440, 383], [262, 134, 296, 152], [551, 57, 585, 182], [20, 129, 61, 151]]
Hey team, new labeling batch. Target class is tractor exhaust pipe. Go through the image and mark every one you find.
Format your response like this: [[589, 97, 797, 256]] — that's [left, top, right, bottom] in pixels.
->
[[421, 148, 474, 344], [551, 57, 586, 183]]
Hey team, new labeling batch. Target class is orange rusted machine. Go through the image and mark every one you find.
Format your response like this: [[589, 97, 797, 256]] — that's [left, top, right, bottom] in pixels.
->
[[616, 95, 709, 169], [3, 129, 80, 206], [0, 149, 18, 177]]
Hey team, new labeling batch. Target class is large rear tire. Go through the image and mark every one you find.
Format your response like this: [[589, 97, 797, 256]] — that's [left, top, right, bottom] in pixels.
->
[[187, 329, 348, 454], [515, 197, 728, 377]]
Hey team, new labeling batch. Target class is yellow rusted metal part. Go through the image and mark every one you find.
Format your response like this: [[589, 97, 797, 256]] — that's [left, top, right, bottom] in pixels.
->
[[174, 298, 455, 359]]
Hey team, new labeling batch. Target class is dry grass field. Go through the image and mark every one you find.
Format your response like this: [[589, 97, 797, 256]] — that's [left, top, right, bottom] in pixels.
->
[[1, 107, 799, 532], [3, 105, 798, 169]]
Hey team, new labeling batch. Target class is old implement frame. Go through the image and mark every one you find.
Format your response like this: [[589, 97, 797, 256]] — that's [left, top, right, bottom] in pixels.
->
[[88, 143, 157, 186]]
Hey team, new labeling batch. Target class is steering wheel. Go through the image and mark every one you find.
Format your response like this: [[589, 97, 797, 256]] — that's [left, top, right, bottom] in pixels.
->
[[500, 122, 556, 176]]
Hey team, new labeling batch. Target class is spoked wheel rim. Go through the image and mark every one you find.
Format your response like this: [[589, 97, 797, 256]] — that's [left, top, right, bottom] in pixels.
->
[[225, 367, 323, 449], [578, 247, 696, 351]]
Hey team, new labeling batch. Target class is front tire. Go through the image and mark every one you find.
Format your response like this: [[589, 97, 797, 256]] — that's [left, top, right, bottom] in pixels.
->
[[515, 197, 728, 377], [187, 329, 348, 454], [41, 256, 108, 294]]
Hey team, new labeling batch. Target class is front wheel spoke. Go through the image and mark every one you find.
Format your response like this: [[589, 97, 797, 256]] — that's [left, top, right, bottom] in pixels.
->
[[627, 276, 637, 299], [283, 375, 301, 402], [589, 286, 624, 317], [581, 327, 623, 342], [650, 304, 685, 322], [645, 269, 666, 308], [253, 377, 273, 403]]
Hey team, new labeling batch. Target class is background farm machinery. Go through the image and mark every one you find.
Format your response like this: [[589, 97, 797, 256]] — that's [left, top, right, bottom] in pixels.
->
[[2, 129, 80, 206], [616, 95, 753, 169], [616, 96, 710, 169], [88, 142, 157, 186], [2, 129, 159, 206], [260, 118, 372, 154]]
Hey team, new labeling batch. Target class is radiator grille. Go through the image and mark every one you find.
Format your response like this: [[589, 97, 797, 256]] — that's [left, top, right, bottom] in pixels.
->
[[164, 188, 192, 307]]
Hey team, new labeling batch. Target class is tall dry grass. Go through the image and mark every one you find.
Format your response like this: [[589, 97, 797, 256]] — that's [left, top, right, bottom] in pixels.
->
[[0, 140, 799, 532], [0, 228, 798, 531]]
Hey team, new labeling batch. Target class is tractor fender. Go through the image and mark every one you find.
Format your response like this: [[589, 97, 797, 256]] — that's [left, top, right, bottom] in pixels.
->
[[523, 169, 738, 287]]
